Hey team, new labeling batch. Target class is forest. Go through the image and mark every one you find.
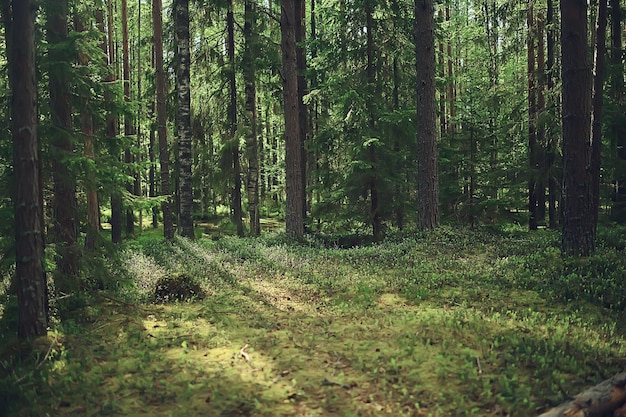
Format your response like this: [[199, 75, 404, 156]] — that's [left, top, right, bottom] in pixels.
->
[[1, 0, 626, 415]]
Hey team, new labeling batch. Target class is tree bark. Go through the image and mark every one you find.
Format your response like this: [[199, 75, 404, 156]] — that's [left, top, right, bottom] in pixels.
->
[[536, 12, 547, 226], [11, 0, 48, 339], [244, 0, 261, 237], [537, 371, 626, 417], [366, 3, 382, 241], [106, 0, 122, 244], [176, 0, 194, 239], [122, 0, 136, 236], [610, 0, 626, 221], [153, 0, 174, 240], [47, 0, 80, 290], [227, 0, 245, 237], [281, 0, 305, 239], [295, 0, 308, 222], [415, 0, 440, 230], [75, 15, 100, 251], [528, 2, 539, 230], [546, 0, 559, 229], [591, 0, 607, 227], [560, 0, 595, 256]]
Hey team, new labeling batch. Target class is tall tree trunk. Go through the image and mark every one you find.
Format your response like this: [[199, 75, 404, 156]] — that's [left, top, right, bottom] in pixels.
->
[[75, 16, 100, 250], [149, 47, 158, 228], [366, 3, 382, 241], [528, 2, 539, 230], [536, 13, 547, 225], [438, 9, 446, 135], [176, 0, 194, 238], [415, 0, 440, 230], [227, 0, 245, 236], [547, 0, 559, 229], [446, 5, 455, 133], [591, 0, 608, 226], [610, 0, 626, 221], [560, 0, 595, 256], [11, 0, 48, 338], [47, 0, 80, 291], [295, 0, 308, 221], [281, 0, 305, 239], [153, 0, 174, 240], [135, 0, 143, 232], [106, 0, 123, 243], [244, 0, 260, 236], [122, 0, 136, 236]]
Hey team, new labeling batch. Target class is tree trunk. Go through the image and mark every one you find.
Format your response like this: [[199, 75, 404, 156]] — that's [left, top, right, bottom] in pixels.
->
[[591, 0, 608, 226], [528, 3, 539, 230], [610, 0, 626, 221], [415, 0, 440, 230], [227, 0, 245, 237], [537, 371, 626, 417], [446, 5, 455, 133], [366, 4, 382, 241], [438, 9, 446, 135], [47, 0, 80, 291], [75, 16, 100, 251], [106, 0, 122, 244], [11, 0, 48, 339], [244, 0, 260, 237], [281, 0, 305, 239], [149, 46, 158, 228], [295, 0, 308, 222], [135, 0, 143, 232], [536, 12, 547, 226], [560, 0, 595, 256], [122, 0, 136, 236], [153, 0, 174, 240], [546, 0, 559, 229], [176, 0, 194, 239]]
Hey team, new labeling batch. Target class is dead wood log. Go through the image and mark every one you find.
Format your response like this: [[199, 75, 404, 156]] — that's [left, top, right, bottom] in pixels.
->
[[538, 371, 626, 417]]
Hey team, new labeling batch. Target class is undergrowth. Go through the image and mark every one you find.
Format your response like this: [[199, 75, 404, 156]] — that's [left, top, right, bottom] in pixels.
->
[[0, 224, 625, 416]]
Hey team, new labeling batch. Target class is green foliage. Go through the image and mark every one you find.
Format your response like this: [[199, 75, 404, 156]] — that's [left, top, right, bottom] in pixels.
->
[[2, 224, 626, 416]]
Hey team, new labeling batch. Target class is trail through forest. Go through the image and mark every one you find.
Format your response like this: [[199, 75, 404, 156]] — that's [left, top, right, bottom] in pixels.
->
[[4, 228, 626, 416]]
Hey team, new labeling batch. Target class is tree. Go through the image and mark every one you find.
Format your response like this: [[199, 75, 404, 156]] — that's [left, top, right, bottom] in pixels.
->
[[528, 2, 539, 230], [105, 0, 123, 244], [244, 0, 261, 236], [295, 0, 308, 221], [75, 15, 101, 251], [591, 0, 608, 227], [10, 0, 48, 339], [281, 0, 305, 239], [122, 0, 135, 236], [47, 0, 80, 289], [609, 0, 626, 221], [176, 0, 194, 239], [546, 0, 559, 229], [560, 0, 594, 256], [415, 0, 439, 230], [153, 0, 175, 240], [227, 0, 245, 237], [365, 2, 382, 240]]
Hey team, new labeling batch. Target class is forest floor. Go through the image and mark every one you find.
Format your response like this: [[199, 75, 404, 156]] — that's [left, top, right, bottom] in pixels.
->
[[1, 224, 625, 416]]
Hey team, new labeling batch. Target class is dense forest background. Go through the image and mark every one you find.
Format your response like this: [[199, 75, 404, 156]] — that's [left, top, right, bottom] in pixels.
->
[[3, 0, 626, 333], [1, 1, 626, 415]]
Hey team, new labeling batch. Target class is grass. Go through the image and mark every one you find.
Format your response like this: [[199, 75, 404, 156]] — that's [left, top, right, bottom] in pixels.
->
[[1, 224, 625, 416]]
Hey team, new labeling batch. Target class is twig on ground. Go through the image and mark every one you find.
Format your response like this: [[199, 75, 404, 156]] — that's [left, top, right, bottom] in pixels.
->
[[476, 356, 483, 375], [239, 344, 250, 362]]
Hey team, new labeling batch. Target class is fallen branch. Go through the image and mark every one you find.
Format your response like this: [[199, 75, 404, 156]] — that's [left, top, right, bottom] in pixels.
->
[[537, 371, 626, 417], [239, 344, 250, 362]]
